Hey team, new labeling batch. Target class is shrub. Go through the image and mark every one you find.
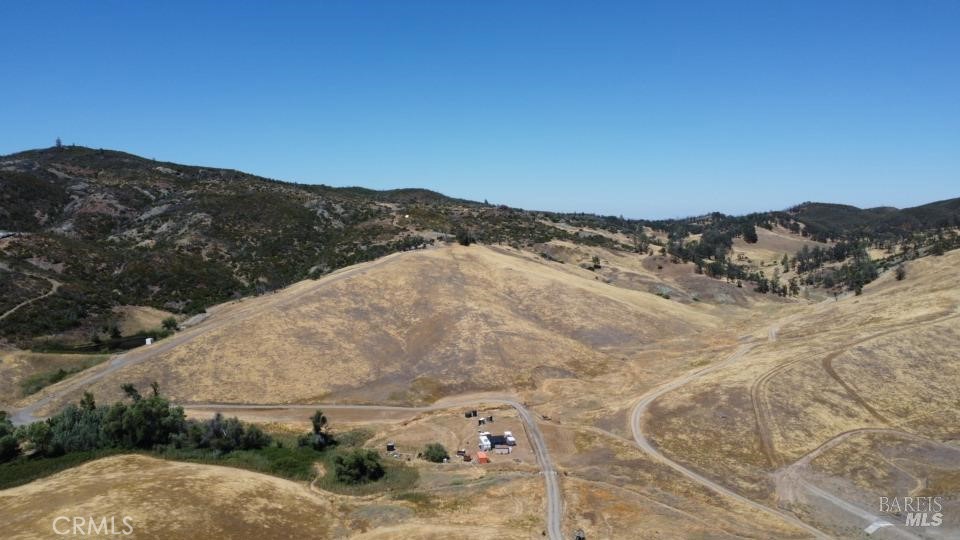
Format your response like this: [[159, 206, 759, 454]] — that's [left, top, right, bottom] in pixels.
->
[[455, 229, 474, 246], [422, 442, 449, 463]]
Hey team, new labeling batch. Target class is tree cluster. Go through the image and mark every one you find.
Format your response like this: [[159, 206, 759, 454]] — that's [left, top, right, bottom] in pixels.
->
[[333, 448, 384, 484], [5, 384, 271, 462]]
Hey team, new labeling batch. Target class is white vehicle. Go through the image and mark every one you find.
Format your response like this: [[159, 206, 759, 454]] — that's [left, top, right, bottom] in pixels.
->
[[478, 435, 492, 451]]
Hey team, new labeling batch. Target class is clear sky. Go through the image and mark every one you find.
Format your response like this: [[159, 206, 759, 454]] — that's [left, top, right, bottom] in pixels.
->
[[2, 1, 957, 218]]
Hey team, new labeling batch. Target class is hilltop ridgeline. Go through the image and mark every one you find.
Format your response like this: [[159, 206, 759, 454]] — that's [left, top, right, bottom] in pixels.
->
[[1, 145, 957, 346]]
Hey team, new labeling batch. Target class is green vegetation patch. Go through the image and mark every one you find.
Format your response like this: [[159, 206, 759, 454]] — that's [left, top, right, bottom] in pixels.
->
[[0, 449, 124, 490], [314, 450, 418, 496], [19, 355, 108, 395]]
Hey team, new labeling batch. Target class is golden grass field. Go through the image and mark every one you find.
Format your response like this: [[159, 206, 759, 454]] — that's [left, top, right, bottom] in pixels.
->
[[0, 453, 549, 540], [0, 351, 107, 406], [3, 234, 959, 538]]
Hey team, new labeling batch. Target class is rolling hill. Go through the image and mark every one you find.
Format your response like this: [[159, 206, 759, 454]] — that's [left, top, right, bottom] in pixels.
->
[[2, 145, 958, 351]]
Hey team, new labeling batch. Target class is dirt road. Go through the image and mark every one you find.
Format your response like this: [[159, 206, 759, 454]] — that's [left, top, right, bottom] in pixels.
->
[[629, 340, 832, 539], [0, 274, 60, 322], [774, 427, 959, 540]]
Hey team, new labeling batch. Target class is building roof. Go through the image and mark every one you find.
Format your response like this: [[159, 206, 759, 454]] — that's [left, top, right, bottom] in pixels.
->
[[487, 435, 508, 446]]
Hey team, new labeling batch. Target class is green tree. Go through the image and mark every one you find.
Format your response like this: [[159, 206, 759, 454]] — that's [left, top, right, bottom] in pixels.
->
[[0, 434, 17, 463], [334, 449, 385, 484], [422, 442, 449, 463], [17, 421, 53, 456], [311, 409, 328, 435], [190, 413, 272, 454], [303, 409, 332, 450], [0, 411, 19, 463], [742, 223, 758, 244], [161, 317, 178, 331], [102, 385, 186, 449]]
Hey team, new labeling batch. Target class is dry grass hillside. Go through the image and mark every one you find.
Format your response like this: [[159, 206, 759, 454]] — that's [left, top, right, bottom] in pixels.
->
[[0, 351, 107, 406], [21, 245, 724, 411], [0, 454, 548, 540], [644, 249, 960, 535], [731, 225, 828, 268], [6, 241, 959, 538]]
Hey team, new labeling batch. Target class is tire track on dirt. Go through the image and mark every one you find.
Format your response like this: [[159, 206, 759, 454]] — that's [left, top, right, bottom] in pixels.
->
[[750, 308, 959, 467], [818, 310, 960, 425], [629, 341, 832, 539]]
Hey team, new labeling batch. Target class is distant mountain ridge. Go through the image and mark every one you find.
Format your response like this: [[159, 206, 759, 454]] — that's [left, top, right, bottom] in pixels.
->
[[787, 199, 960, 239], [1, 145, 957, 346]]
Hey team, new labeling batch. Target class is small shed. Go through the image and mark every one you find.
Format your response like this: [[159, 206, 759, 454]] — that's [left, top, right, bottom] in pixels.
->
[[145, 337, 154, 345], [476, 451, 489, 464], [386, 442, 395, 452]]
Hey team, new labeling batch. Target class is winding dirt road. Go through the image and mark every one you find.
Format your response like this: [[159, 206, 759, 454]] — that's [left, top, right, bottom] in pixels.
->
[[629, 339, 833, 539], [0, 274, 60, 322]]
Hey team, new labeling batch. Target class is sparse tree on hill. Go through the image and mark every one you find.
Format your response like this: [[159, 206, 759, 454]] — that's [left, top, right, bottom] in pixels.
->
[[311, 409, 328, 435], [895, 265, 906, 281], [162, 317, 178, 331], [742, 223, 758, 244], [55, 137, 62, 149], [303, 408, 332, 450]]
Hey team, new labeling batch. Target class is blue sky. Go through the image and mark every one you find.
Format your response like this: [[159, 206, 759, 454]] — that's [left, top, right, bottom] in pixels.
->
[[2, 1, 957, 218]]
